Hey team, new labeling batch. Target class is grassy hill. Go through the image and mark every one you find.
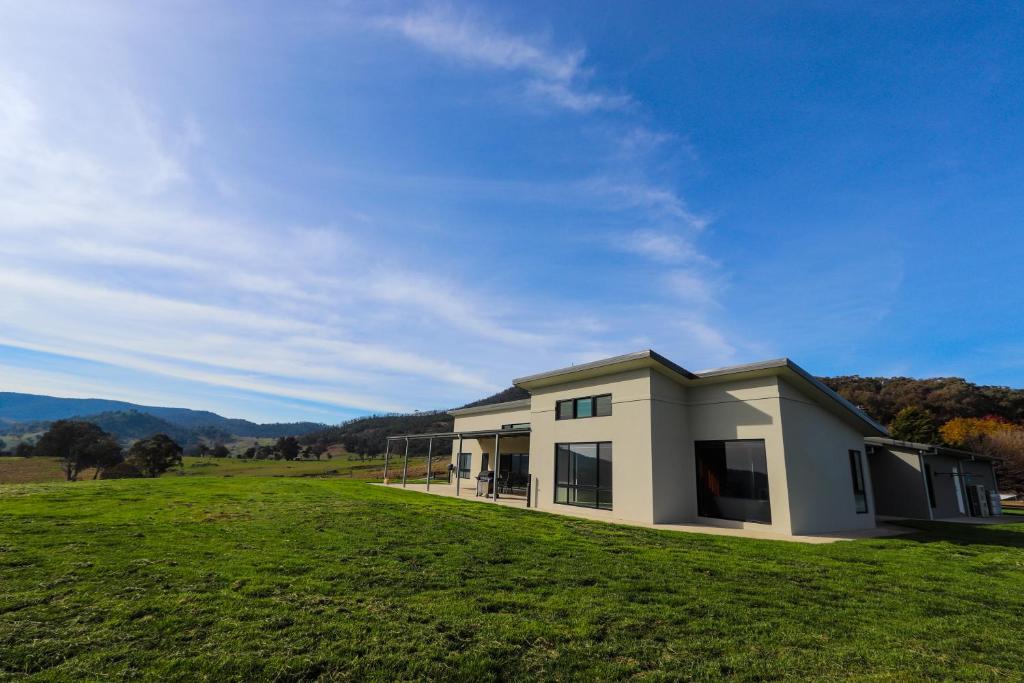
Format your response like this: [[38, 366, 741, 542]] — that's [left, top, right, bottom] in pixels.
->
[[2, 477, 1023, 679]]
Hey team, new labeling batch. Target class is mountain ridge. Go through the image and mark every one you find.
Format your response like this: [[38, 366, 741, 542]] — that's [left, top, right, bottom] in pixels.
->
[[0, 392, 326, 437]]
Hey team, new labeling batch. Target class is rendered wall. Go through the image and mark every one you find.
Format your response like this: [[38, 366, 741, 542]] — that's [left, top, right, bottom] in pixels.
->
[[777, 378, 877, 534], [528, 368, 656, 523], [685, 375, 793, 534], [450, 404, 532, 480], [867, 447, 929, 519]]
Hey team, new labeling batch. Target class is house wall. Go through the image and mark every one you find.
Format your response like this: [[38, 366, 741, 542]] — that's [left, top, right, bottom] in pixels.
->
[[684, 375, 794, 533], [649, 371, 692, 523], [923, 452, 967, 518], [449, 405, 532, 482], [777, 379, 877, 534], [528, 368, 656, 522], [867, 447, 929, 519]]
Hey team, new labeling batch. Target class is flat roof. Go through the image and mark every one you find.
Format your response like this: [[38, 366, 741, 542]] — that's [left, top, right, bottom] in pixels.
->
[[866, 436, 1001, 461], [513, 350, 696, 388], [513, 349, 886, 436], [449, 398, 531, 417]]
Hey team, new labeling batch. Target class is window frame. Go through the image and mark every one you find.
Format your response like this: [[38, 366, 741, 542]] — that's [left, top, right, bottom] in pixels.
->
[[924, 463, 937, 509], [694, 439, 772, 524], [554, 394, 613, 420], [848, 449, 868, 514], [500, 422, 531, 430], [456, 452, 472, 479], [554, 441, 613, 510]]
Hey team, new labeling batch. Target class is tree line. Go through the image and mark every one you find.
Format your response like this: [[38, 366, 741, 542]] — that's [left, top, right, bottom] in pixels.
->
[[6, 420, 184, 480]]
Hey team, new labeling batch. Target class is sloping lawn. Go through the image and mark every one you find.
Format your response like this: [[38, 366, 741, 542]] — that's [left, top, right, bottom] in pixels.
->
[[1, 478, 1023, 681]]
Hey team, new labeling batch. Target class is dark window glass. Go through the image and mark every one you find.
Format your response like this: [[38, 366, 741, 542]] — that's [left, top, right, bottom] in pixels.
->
[[457, 453, 472, 479], [849, 450, 868, 513], [575, 397, 594, 418], [501, 423, 531, 430], [554, 442, 613, 510], [595, 394, 612, 417], [695, 440, 771, 524], [557, 400, 574, 420], [498, 453, 530, 488], [924, 463, 937, 508]]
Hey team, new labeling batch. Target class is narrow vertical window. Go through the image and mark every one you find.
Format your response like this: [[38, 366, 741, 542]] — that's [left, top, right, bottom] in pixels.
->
[[457, 453, 472, 479], [594, 394, 612, 417], [849, 450, 868, 513], [924, 463, 937, 508], [556, 400, 574, 420]]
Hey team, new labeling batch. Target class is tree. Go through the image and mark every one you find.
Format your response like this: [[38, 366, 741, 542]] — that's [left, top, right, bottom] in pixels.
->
[[35, 420, 123, 481], [125, 434, 183, 478], [14, 442, 34, 458], [241, 446, 256, 459], [987, 429, 1024, 494], [0, 438, 6, 454], [940, 416, 1011, 450], [211, 443, 230, 459], [888, 406, 939, 443], [276, 436, 300, 461], [195, 443, 211, 457]]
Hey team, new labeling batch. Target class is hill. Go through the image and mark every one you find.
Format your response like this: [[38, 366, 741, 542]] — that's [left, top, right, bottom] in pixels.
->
[[0, 392, 325, 437], [821, 375, 1024, 426]]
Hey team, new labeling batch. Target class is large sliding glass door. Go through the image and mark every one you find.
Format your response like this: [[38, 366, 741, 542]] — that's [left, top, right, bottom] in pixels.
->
[[555, 442, 612, 510], [695, 440, 771, 523]]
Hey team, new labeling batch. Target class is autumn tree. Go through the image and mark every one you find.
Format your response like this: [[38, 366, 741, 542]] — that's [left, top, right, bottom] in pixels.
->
[[939, 416, 1011, 451], [126, 434, 183, 478], [889, 406, 939, 443]]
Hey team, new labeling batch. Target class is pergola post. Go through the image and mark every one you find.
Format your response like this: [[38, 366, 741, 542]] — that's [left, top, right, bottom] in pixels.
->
[[401, 437, 410, 487], [455, 435, 464, 496], [492, 433, 501, 501], [426, 437, 434, 491], [382, 439, 391, 484]]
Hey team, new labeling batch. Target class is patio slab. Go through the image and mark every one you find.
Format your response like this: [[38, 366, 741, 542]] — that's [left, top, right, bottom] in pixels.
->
[[375, 482, 910, 544]]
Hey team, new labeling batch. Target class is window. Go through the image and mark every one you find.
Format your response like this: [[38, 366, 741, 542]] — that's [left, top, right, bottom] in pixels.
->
[[501, 423, 531, 430], [849, 450, 868, 513], [555, 442, 612, 510], [924, 463, 937, 508], [695, 440, 771, 524], [498, 453, 530, 488], [555, 394, 612, 420], [457, 453, 472, 479], [575, 397, 594, 418]]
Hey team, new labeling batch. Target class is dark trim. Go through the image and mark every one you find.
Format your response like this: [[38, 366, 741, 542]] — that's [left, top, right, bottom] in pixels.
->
[[553, 441, 613, 511], [555, 393, 612, 421], [849, 449, 868, 514]]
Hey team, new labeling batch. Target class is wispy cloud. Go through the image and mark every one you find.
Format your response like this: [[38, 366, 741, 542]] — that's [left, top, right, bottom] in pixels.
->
[[375, 6, 630, 112]]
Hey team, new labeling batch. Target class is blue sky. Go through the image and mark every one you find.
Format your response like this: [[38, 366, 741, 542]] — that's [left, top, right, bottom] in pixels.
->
[[1, 2, 1021, 423]]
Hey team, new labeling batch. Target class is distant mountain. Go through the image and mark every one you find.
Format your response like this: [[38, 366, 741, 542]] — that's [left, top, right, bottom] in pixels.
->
[[0, 392, 326, 438], [71, 410, 230, 447]]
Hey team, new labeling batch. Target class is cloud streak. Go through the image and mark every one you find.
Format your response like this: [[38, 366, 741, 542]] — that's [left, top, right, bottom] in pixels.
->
[[376, 6, 630, 112]]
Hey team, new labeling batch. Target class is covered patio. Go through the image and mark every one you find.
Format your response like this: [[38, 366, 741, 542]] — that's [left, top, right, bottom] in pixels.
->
[[382, 425, 533, 505]]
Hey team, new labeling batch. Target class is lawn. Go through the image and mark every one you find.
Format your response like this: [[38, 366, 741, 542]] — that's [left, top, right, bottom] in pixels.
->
[[0, 455, 414, 484], [2, 478, 1023, 681]]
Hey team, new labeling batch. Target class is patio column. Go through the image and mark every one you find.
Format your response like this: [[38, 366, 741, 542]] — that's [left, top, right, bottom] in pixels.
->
[[492, 433, 501, 501], [455, 435, 464, 496], [401, 437, 410, 487], [382, 439, 391, 484], [426, 437, 434, 491]]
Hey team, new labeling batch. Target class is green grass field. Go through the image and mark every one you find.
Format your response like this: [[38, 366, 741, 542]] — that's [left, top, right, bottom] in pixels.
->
[[0, 455, 417, 484], [2, 477, 1024, 681]]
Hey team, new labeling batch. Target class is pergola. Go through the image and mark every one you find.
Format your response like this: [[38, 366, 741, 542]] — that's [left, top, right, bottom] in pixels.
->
[[383, 426, 531, 501]]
